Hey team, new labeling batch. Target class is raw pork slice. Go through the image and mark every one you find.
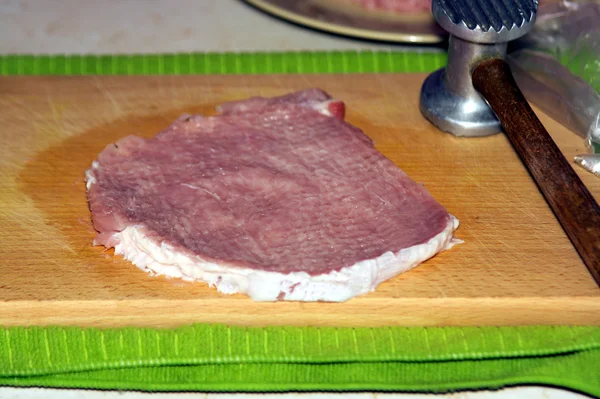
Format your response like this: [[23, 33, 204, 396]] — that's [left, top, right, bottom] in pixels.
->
[[347, 0, 430, 13], [85, 89, 459, 302]]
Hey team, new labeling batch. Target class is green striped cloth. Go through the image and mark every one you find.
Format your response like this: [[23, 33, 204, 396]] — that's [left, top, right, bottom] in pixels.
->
[[1, 325, 599, 394], [0, 52, 599, 396], [0, 51, 446, 75]]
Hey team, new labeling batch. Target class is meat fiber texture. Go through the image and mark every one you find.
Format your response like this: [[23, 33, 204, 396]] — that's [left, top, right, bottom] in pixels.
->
[[85, 89, 459, 302]]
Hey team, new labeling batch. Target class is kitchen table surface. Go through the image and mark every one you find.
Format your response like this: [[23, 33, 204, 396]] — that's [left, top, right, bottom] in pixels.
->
[[0, 1, 595, 398]]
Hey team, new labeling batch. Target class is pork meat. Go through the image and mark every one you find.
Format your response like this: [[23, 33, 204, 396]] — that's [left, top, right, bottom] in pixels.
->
[[85, 89, 459, 302]]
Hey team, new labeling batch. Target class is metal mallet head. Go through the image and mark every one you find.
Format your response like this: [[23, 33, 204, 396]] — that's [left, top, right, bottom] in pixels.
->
[[420, 0, 538, 137]]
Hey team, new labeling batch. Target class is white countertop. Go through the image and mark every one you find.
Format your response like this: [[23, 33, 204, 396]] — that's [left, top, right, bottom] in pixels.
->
[[0, 0, 409, 54], [0, 1, 591, 398]]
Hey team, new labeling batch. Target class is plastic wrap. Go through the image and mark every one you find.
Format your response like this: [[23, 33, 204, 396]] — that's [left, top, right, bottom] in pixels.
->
[[506, 0, 600, 173]]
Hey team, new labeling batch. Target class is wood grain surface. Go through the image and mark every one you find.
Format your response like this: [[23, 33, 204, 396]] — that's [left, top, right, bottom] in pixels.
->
[[472, 59, 600, 285], [0, 74, 599, 328]]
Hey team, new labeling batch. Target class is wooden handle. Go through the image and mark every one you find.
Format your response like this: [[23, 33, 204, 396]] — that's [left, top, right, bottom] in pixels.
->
[[472, 58, 600, 285]]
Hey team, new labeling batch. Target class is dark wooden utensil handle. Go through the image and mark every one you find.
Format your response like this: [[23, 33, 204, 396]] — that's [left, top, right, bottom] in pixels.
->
[[472, 58, 600, 286]]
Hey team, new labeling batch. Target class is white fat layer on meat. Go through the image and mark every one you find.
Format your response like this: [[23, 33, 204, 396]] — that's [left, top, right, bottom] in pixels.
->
[[102, 216, 459, 302], [313, 99, 335, 117], [84, 161, 100, 190]]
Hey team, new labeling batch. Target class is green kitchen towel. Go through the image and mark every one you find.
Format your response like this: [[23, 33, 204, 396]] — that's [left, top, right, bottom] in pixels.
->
[[0, 51, 599, 396], [1, 325, 599, 395], [0, 51, 446, 75]]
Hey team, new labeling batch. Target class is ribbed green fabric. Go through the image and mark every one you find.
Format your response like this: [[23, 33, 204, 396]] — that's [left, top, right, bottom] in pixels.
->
[[0, 52, 598, 395], [0, 51, 446, 75], [0, 325, 599, 395]]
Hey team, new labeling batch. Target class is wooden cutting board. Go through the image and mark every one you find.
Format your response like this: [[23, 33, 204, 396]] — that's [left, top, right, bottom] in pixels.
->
[[1, 74, 599, 328]]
